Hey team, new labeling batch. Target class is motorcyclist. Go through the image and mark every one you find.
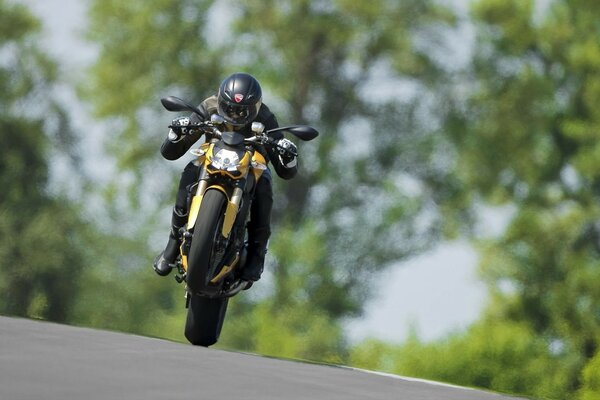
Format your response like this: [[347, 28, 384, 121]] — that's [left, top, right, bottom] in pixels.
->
[[153, 72, 298, 283]]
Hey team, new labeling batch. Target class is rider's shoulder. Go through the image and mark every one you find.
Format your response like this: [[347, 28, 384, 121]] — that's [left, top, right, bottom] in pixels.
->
[[258, 102, 273, 114], [201, 95, 219, 113], [257, 102, 278, 129]]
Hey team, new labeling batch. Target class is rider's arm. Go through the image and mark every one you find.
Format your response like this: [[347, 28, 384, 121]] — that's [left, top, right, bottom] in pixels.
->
[[268, 138, 298, 180], [160, 130, 203, 161], [160, 100, 211, 160], [259, 104, 298, 180]]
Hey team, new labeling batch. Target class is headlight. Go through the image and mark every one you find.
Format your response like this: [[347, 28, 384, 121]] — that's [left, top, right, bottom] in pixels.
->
[[211, 149, 240, 171]]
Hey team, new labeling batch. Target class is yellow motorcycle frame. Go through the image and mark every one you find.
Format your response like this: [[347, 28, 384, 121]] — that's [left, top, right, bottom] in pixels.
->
[[179, 136, 268, 287]]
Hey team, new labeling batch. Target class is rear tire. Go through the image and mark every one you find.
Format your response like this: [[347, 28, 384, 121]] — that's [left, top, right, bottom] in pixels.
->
[[185, 294, 229, 346]]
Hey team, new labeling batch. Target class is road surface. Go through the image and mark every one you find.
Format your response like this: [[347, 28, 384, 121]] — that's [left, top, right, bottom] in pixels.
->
[[0, 316, 526, 400]]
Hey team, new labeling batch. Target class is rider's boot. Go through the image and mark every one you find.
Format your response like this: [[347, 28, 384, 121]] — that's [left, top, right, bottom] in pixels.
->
[[153, 232, 179, 276], [241, 238, 268, 282], [241, 174, 272, 282], [241, 176, 273, 283], [153, 207, 187, 276]]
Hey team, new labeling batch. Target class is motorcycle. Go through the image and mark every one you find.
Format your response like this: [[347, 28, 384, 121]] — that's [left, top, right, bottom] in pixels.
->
[[160, 96, 319, 347]]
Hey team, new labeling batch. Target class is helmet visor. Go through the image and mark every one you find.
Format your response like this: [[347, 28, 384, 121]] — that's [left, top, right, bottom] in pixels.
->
[[219, 100, 251, 125]]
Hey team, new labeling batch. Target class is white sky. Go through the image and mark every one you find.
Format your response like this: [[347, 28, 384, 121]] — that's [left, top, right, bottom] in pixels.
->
[[22, 0, 492, 344], [347, 242, 484, 343]]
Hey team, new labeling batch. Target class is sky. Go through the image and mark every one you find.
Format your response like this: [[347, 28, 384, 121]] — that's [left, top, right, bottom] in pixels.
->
[[24, 0, 492, 344]]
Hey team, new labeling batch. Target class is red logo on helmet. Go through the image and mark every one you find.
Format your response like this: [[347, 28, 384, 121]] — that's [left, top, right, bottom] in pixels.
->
[[234, 94, 244, 103]]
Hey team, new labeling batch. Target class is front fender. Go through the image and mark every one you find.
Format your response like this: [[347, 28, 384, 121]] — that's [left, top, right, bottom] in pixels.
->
[[187, 184, 243, 239], [187, 185, 228, 229]]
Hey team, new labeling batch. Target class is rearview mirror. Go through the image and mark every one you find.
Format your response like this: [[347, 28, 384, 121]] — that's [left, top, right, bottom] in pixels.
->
[[160, 96, 207, 119], [268, 125, 319, 141]]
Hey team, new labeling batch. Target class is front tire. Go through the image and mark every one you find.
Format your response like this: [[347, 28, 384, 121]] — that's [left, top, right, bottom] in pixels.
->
[[186, 189, 227, 294]]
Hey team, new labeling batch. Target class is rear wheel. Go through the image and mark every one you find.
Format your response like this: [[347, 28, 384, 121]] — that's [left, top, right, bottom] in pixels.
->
[[185, 294, 229, 346]]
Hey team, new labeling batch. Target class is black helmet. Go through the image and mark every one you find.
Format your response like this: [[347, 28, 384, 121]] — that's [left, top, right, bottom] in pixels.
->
[[217, 72, 263, 127]]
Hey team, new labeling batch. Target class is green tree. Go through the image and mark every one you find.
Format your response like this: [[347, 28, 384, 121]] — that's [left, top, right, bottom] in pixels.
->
[[578, 350, 600, 400], [435, 0, 600, 396], [351, 320, 571, 399], [84, 0, 222, 193], [0, 0, 87, 322], [229, 0, 459, 318]]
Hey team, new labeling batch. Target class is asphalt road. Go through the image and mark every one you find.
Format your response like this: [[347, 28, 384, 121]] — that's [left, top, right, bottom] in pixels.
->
[[0, 316, 527, 400]]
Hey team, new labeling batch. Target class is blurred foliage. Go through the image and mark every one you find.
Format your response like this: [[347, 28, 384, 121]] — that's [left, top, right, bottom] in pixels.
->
[[84, 0, 222, 174], [0, 0, 181, 338], [432, 0, 600, 398], [350, 320, 572, 399], [0, 0, 86, 323], [231, 0, 466, 331], [578, 349, 600, 400]]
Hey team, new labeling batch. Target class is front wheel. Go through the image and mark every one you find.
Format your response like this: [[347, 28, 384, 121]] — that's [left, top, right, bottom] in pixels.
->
[[186, 189, 228, 294]]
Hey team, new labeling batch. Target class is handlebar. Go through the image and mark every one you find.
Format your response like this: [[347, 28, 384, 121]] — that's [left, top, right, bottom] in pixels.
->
[[169, 122, 297, 156], [245, 136, 298, 156], [168, 121, 216, 135]]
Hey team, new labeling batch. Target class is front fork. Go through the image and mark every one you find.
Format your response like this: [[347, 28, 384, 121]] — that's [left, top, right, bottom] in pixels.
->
[[174, 174, 208, 285], [174, 173, 247, 289]]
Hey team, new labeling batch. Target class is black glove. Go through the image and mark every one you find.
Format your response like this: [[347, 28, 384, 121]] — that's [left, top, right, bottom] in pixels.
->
[[167, 116, 191, 142], [276, 138, 297, 168]]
